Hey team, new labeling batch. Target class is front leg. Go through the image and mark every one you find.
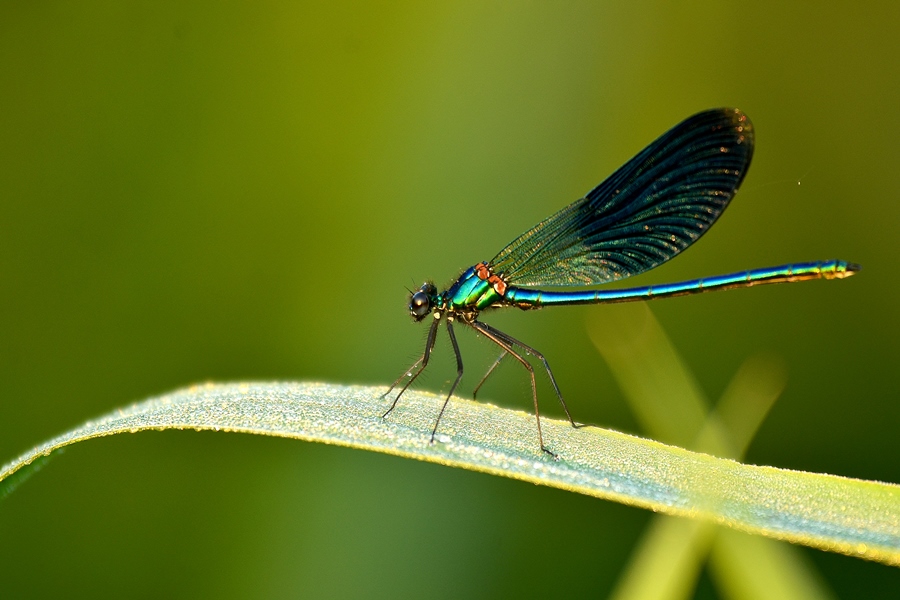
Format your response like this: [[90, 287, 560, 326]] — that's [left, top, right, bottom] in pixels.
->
[[472, 350, 507, 400], [382, 316, 440, 418]]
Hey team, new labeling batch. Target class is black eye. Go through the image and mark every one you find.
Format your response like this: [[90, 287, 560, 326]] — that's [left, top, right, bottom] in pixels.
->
[[409, 291, 431, 318]]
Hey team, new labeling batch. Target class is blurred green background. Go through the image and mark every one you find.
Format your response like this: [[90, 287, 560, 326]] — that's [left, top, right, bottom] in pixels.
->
[[1, 2, 897, 598]]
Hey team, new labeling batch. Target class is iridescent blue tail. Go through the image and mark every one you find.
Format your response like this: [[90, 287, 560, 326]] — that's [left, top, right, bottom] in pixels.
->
[[505, 260, 860, 308]]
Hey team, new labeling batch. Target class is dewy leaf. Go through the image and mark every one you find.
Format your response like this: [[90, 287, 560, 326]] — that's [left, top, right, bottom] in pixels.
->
[[1, 382, 898, 566]]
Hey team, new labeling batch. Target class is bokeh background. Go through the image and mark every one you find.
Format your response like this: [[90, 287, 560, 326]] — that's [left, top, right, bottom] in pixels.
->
[[1, 2, 898, 598]]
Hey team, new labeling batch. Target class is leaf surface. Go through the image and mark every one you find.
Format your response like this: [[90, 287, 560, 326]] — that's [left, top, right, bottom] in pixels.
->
[[1, 382, 897, 566]]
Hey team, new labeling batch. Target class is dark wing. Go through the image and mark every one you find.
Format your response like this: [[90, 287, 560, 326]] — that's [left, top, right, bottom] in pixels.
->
[[490, 108, 754, 287]]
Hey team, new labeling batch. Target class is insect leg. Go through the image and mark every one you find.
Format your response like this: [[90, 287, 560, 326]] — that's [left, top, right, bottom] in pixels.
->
[[382, 356, 422, 397], [431, 319, 465, 443], [475, 321, 580, 429], [472, 350, 507, 400], [382, 316, 440, 418], [470, 320, 557, 457]]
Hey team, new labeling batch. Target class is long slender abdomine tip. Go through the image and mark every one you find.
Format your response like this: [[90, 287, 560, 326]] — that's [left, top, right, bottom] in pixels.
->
[[833, 261, 861, 279]]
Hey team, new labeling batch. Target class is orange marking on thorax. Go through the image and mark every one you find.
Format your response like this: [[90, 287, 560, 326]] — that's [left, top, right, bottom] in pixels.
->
[[488, 274, 507, 296], [474, 262, 508, 296], [475, 262, 490, 280]]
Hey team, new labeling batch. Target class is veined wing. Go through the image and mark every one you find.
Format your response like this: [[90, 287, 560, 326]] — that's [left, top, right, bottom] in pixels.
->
[[490, 108, 754, 287]]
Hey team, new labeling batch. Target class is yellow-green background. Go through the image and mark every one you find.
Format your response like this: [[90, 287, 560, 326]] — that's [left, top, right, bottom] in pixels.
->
[[1, 2, 897, 598]]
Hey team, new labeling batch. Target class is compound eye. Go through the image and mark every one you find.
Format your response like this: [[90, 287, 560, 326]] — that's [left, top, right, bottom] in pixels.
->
[[409, 291, 431, 318]]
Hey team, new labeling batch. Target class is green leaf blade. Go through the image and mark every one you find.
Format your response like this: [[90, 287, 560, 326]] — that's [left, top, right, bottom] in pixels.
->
[[1, 382, 898, 566]]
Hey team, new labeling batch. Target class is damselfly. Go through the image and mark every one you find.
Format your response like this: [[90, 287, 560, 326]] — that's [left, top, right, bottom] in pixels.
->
[[383, 108, 859, 456]]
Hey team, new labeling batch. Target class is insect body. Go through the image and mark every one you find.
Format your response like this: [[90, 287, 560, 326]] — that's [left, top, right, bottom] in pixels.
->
[[383, 108, 859, 456]]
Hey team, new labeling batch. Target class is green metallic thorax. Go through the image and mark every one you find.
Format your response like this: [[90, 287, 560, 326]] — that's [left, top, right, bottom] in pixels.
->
[[444, 266, 505, 313]]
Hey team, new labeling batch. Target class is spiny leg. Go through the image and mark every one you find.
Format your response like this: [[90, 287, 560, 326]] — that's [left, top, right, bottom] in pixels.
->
[[431, 319, 464, 443], [382, 316, 440, 418], [476, 320, 581, 429], [472, 350, 507, 400], [382, 356, 422, 398], [470, 320, 557, 458]]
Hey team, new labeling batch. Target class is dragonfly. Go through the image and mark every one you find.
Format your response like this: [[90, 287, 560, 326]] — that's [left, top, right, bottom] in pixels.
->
[[382, 108, 859, 457]]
